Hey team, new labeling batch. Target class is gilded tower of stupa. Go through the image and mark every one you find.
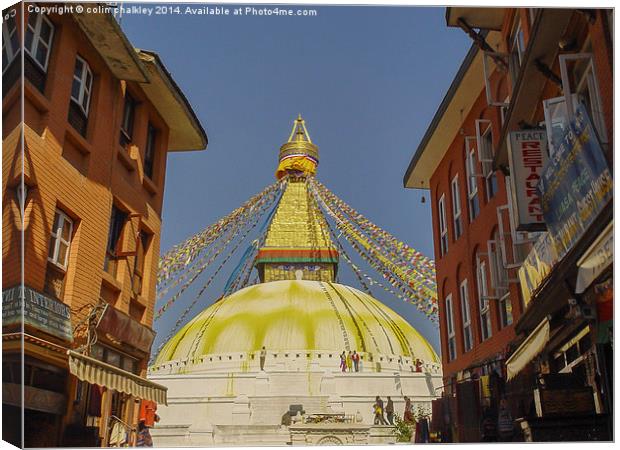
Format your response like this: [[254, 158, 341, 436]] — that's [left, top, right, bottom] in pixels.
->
[[256, 116, 338, 283]]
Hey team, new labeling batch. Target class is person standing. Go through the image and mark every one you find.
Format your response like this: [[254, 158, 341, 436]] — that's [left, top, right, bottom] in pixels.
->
[[497, 398, 514, 442], [376, 396, 387, 425], [340, 351, 347, 372], [352, 351, 360, 372], [403, 396, 413, 423], [346, 351, 353, 372], [136, 420, 153, 447], [385, 396, 394, 425], [373, 396, 387, 425], [260, 346, 267, 371]]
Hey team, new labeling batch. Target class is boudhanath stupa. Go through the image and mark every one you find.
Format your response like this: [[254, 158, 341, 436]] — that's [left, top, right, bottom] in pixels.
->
[[148, 117, 442, 446]]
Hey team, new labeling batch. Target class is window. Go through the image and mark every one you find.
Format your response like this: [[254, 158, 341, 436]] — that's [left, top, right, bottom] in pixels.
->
[[71, 56, 93, 116], [120, 93, 136, 147], [24, 11, 54, 72], [2, 12, 19, 74], [482, 52, 510, 108], [144, 123, 157, 179], [445, 294, 456, 361], [438, 194, 448, 256], [509, 18, 526, 85], [477, 258, 492, 341], [465, 140, 480, 221], [451, 176, 462, 240], [500, 97, 510, 126], [543, 95, 571, 157], [68, 56, 93, 137], [460, 280, 473, 353], [48, 210, 73, 270], [476, 120, 497, 200], [132, 231, 149, 296], [45, 210, 74, 300], [104, 205, 127, 276], [483, 130, 497, 199], [559, 53, 608, 145], [499, 294, 513, 328], [91, 344, 138, 374]]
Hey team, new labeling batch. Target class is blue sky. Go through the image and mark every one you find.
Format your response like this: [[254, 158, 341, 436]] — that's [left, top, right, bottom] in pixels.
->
[[119, 4, 471, 354]]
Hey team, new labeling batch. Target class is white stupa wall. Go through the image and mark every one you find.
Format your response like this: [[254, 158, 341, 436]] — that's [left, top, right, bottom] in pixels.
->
[[149, 361, 442, 446]]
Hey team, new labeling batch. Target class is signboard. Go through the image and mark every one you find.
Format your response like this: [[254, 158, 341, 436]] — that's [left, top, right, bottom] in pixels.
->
[[518, 232, 559, 307], [96, 304, 155, 353], [2, 286, 73, 342], [537, 104, 613, 256], [507, 129, 549, 230]]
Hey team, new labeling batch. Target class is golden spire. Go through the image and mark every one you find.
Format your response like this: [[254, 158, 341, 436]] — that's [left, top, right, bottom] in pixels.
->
[[257, 116, 339, 282], [276, 115, 319, 180]]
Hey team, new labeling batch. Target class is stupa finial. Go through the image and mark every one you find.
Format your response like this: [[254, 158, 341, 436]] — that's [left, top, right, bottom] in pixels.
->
[[276, 115, 319, 179], [287, 114, 313, 144]]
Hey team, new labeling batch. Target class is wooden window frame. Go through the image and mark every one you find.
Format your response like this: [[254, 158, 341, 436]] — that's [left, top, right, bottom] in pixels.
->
[[144, 123, 157, 179], [47, 209, 73, 271], [445, 293, 457, 361], [438, 194, 448, 256], [2, 12, 19, 74], [70, 55, 93, 117], [24, 11, 54, 73], [465, 138, 480, 221], [559, 52, 608, 144], [460, 279, 473, 353], [451, 175, 462, 240], [120, 92, 136, 147], [477, 257, 492, 341]]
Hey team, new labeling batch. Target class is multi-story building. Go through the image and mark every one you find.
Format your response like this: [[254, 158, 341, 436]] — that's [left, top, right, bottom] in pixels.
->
[[404, 7, 612, 442], [2, 4, 207, 447]]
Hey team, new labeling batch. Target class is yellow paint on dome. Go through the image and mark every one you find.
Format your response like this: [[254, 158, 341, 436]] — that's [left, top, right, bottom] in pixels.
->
[[154, 280, 439, 367]]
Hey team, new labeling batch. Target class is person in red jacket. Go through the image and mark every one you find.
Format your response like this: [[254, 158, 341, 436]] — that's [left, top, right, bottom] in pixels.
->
[[139, 400, 158, 428]]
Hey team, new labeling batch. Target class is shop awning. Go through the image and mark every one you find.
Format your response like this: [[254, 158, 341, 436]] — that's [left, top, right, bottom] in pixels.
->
[[68, 350, 167, 405], [506, 317, 550, 381], [575, 221, 613, 294]]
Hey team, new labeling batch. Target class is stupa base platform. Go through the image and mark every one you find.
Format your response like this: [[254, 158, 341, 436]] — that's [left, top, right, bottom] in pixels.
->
[[149, 367, 440, 446]]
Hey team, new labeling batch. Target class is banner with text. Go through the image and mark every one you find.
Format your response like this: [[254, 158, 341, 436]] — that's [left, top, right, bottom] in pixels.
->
[[537, 104, 612, 256]]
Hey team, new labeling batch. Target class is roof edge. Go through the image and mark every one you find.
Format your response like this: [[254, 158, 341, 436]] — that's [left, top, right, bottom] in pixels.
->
[[402, 33, 486, 189], [138, 49, 208, 151]]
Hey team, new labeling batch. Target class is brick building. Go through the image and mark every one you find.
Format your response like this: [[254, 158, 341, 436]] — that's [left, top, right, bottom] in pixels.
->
[[2, 4, 207, 447], [404, 8, 612, 442]]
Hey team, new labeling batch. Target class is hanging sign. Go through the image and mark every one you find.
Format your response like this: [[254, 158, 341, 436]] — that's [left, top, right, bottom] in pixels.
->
[[518, 232, 560, 307], [2, 285, 73, 341], [537, 104, 613, 256], [507, 129, 549, 231]]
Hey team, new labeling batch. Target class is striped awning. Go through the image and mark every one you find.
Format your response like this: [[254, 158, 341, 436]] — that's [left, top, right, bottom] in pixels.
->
[[506, 317, 550, 381], [68, 350, 167, 405]]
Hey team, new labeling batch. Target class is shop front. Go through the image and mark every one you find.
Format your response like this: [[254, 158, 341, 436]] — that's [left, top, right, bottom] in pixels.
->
[[504, 97, 613, 442], [2, 287, 167, 447], [430, 353, 511, 443], [62, 304, 167, 447], [2, 286, 74, 448]]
